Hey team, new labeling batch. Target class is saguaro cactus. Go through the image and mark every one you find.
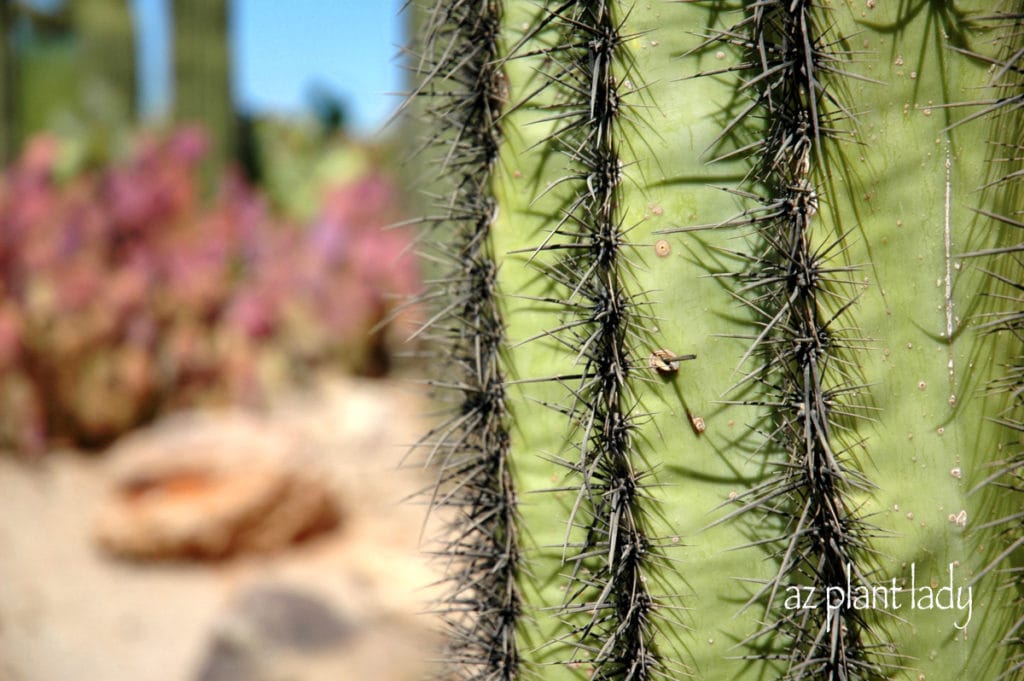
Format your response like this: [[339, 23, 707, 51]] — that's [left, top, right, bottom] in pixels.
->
[[71, 0, 137, 123], [0, 0, 17, 164], [172, 0, 234, 172], [410, 1, 1024, 680]]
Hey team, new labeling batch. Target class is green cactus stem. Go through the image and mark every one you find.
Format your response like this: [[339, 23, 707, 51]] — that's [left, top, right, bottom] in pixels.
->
[[410, 1, 1024, 679]]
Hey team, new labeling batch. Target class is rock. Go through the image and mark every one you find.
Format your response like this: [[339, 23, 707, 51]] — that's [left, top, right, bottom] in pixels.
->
[[194, 583, 435, 681], [231, 585, 356, 651], [194, 584, 357, 681], [93, 411, 340, 560], [195, 639, 260, 681]]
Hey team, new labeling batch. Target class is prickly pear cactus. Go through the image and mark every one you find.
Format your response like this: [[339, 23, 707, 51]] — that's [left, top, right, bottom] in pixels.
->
[[407, 1, 1024, 680]]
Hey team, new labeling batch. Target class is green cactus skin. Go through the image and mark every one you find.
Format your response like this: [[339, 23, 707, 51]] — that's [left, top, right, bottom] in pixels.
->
[[411, 1, 1024, 679]]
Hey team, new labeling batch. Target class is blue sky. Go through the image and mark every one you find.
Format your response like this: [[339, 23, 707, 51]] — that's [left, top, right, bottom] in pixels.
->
[[133, 0, 406, 135]]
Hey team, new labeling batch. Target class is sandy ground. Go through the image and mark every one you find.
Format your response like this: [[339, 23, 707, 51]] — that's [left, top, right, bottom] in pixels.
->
[[0, 377, 444, 681]]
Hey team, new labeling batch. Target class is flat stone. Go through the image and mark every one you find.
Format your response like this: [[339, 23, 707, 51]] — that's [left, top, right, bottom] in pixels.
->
[[93, 411, 340, 560]]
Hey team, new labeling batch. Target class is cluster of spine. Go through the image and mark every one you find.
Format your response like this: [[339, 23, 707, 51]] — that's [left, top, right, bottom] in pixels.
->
[[410, 2, 520, 679], [959, 9, 1024, 680], [670, 2, 889, 678], [518, 2, 670, 679]]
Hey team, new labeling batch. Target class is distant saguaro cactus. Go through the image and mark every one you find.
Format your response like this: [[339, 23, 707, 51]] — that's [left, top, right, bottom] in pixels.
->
[[172, 0, 234, 173], [409, 1, 1024, 680], [0, 0, 17, 164], [71, 0, 136, 123]]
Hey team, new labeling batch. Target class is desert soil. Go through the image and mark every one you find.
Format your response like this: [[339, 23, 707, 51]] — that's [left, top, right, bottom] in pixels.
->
[[0, 376, 444, 681]]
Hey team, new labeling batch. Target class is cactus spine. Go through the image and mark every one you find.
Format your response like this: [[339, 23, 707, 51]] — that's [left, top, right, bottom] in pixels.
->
[[958, 9, 1024, 680], [412, 2, 520, 679], [663, 2, 890, 677], [511, 3, 673, 678]]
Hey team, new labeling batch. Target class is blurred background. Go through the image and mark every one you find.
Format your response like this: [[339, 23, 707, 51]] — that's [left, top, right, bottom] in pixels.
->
[[0, 2, 442, 680]]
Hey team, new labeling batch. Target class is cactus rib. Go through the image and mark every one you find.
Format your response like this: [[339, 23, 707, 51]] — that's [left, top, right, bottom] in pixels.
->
[[956, 9, 1024, 680], [409, 1, 521, 679], [514, 2, 680, 678], [661, 2, 894, 678]]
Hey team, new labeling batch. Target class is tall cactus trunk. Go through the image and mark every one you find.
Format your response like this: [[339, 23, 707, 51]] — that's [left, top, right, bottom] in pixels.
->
[[71, 0, 136, 124], [172, 0, 234, 175], [0, 0, 16, 165], [410, 1, 1024, 680]]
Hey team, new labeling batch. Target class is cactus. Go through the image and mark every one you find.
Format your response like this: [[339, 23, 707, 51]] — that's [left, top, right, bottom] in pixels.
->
[[172, 0, 235, 175], [71, 0, 137, 123], [411, 0, 1024, 680], [409, 2, 521, 678], [0, 0, 16, 165]]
